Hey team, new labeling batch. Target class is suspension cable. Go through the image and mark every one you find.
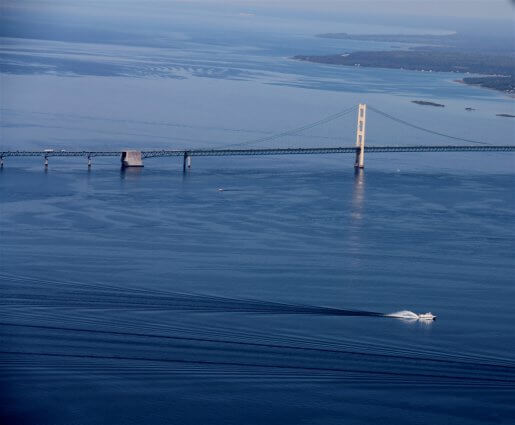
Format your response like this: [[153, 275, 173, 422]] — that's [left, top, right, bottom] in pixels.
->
[[218, 105, 358, 148], [368, 105, 491, 145]]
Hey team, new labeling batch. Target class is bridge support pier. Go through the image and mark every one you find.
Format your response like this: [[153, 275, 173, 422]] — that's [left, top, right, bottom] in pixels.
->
[[354, 103, 367, 169], [183, 152, 191, 172], [121, 151, 143, 167]]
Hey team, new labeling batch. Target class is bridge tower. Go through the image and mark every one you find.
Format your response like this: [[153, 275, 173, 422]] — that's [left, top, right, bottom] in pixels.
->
[[354, 103, 367, 169]]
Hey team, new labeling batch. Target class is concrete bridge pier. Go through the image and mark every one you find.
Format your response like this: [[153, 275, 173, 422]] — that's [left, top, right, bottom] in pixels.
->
[[183, 152, 191, 172], [354, 103, 367, 169], [121, 151, 143, 168]]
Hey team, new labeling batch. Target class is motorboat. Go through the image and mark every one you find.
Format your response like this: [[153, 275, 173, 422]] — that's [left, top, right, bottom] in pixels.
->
[[417, 312, 436, 321]]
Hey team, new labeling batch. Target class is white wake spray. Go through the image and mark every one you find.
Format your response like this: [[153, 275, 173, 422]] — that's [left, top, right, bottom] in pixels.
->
[[386, 310, 420, 319]]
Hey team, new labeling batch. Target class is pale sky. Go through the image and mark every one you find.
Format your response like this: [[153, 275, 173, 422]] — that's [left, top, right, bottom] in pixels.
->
[[213, 0, 514, 18], [162, 0, 511, 18], [3, 0, 514, 19]]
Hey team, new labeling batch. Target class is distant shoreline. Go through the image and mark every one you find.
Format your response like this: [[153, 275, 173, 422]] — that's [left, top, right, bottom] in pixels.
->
[[454, 79, 515, 98], [295, 32, 515, 96]]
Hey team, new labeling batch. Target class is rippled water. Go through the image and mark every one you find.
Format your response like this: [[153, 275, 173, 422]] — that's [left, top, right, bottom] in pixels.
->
[[1, 5, 515, 424], [1, 158, 514, 424]]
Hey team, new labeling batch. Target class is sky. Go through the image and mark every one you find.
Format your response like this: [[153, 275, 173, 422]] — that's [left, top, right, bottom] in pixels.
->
[[1, 0, 514, 19], [195, 0, 515, 19]]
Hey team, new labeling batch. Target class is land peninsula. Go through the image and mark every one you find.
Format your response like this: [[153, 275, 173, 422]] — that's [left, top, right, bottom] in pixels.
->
[[294, 33, 515, 95]]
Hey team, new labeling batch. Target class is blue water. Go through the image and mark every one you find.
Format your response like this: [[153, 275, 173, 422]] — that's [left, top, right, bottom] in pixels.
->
[[1, 4, 515, 424]]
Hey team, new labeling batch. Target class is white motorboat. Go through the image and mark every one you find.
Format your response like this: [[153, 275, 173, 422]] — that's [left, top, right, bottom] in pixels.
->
[[417, 312, 436, 320]]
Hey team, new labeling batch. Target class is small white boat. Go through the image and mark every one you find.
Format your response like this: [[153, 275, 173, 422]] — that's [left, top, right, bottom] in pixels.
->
[[417, 312, 436, 320]]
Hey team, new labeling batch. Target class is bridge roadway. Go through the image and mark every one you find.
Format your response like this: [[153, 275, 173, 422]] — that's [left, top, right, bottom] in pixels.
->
[[2, 145, 515, 159]]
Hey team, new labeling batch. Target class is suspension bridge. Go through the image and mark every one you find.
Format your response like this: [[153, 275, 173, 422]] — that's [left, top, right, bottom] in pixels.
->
[[1, 104, 513, 170]]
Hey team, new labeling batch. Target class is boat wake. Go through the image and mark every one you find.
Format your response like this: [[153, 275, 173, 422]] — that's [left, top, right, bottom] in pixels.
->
[[386, 310, 436, 321], [386, 310, 419, 319], [0, 272, 435, 321]]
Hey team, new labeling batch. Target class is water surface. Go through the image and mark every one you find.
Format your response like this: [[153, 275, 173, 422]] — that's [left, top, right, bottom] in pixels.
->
[[1, 5, 514, 424]]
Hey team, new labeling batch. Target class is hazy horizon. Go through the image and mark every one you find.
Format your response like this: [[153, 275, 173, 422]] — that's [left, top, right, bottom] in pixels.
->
[[1, 0, 514, 51]]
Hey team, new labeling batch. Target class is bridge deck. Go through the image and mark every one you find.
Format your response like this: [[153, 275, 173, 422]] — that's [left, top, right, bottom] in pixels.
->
[[2, 145, 514, 158]]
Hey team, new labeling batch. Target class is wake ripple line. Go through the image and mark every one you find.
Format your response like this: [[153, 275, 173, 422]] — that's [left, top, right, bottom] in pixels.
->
[[1, 322, 513, 371], [1, 351, 514, 386]]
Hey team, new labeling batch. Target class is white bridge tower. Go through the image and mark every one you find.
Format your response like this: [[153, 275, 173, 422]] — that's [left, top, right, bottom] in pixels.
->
[[354, 103, 367, 169]]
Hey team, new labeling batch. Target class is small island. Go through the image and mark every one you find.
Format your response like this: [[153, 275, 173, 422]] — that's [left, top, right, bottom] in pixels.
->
[[412, 100, 445, 107], [496, 113, 515, 118]]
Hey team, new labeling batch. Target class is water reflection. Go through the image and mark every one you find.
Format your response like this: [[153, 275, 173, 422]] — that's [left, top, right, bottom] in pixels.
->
[[347, 168, 366, 264], [351, 168, 365, 222], [120, 166, 143, 180]]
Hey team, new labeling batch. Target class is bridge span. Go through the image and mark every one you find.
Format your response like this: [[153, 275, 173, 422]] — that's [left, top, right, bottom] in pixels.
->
[[1, 145, 513, 170], [3, 145, 514, 159], [1, 104, 513, 170]]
